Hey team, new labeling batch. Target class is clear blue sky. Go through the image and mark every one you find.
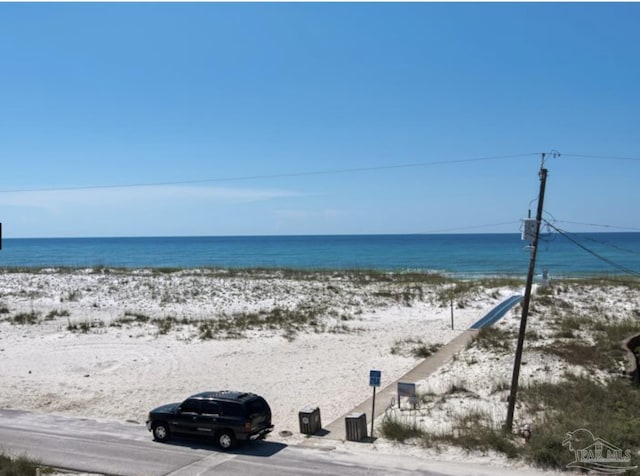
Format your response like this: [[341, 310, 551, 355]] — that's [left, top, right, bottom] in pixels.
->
[[1, 2, 639, 238]]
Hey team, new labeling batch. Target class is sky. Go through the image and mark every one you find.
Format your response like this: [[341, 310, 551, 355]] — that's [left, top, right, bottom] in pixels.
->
[[0, 2, 639, 238]]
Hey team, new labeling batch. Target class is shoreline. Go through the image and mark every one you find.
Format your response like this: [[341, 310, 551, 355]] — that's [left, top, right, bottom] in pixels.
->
[[0, 264, 630, 281]]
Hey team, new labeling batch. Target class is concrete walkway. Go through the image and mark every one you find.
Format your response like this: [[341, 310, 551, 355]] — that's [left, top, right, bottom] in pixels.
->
[[470, 295, 522, 329], [316, 328, 479, 441]]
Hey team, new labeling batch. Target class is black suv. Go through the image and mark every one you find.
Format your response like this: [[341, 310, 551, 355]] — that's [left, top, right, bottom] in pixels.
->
[[146, 391, 273, 449]]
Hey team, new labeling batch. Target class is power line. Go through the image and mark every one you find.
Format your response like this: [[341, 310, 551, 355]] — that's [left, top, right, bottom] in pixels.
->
[[3, 151, 638, 194], [563, 153, 640, 162], [553, 220, 640, 232], [547, 219, 640, 255], [579, 234, 640, 256], [0, 153, 539, 194], [544, 221, 640, 277]]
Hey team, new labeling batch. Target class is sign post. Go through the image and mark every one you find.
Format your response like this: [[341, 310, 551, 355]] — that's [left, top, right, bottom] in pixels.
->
[[369, 369, 381, 438]]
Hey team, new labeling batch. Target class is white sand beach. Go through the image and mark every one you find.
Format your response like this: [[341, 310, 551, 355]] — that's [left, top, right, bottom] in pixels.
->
[[1, 268, 637, 473]]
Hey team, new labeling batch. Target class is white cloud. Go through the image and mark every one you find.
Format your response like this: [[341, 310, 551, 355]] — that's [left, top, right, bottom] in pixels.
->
[[0, 185, 299, 213], [273, 208, 347, 219], [0, 185, 309, 237]]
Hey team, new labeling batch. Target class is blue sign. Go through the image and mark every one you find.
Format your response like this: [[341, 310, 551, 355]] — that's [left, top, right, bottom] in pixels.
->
[[369, 370, 381, 387]]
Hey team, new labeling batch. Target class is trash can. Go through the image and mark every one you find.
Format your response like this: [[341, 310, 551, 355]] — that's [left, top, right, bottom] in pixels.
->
[[345, 412, 367, 441], [299, 405, 322, 435]]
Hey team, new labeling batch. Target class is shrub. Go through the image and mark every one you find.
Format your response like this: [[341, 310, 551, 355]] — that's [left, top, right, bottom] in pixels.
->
[[67, 318, 103, 333], [381, 410, 519, 458], [154, 317, 175, 335], [45, 309, 70, 320], [521, 374, 640, 470], [0, 452, 50, 475], [474, 326, 514, 353], [391, 339, 441, 358], [443, 380, 473, 395], [12, 311, 40, 325], [412, 343, 442, 359], [64, 289, 82, 302], [199, 323, 214, 340], [379, 414, 425, 442], [111, 311, 151, 327]]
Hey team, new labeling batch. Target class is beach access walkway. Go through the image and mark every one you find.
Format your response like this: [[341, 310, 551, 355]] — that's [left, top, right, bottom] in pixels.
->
[[469, 295, 523, 330], [313, 295, 523, 442]]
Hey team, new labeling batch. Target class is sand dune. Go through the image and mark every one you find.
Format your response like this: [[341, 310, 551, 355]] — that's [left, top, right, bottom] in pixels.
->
[[2, 268, 635, 473]]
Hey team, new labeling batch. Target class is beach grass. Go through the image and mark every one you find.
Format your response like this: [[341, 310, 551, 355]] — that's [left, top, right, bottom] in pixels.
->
[[380, 410, 519, 458], [2, 267, 639, 472], [390, 339, 442, 358], [521, 374, 640, 469], [380, 278, 640, 471], [2, 268, 541, 345], [473, 326, 516, 353], [11, 311, 40, 325], [5, 267, 521, 341], [67, 318, 105, 333], [90, 303, 356, 340], [0, 452, 51, 475], [382, 372, 640, 469], [45, 309, 70, 320]]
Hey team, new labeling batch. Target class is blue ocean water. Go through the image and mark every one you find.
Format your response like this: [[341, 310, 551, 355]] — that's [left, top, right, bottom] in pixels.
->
[[1, 233, 639, 278]]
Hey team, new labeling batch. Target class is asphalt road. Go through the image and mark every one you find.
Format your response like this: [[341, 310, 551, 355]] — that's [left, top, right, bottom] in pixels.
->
[[0, 409, 447, 476]]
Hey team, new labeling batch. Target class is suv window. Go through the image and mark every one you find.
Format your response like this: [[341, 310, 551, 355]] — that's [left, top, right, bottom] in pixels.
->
[[220, 401, 243, 417], [180, 399, 201, 414], [201, 401, 220, 415], [247, 397, 269, 415]]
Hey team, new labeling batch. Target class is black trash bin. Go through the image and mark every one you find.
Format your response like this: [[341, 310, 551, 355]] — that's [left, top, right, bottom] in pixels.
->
[[299, 406, 322, 435], [345, 412, 367, 441]]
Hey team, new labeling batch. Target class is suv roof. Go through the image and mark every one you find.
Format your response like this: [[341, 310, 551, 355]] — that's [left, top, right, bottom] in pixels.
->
[[190, 391, 257, 402]]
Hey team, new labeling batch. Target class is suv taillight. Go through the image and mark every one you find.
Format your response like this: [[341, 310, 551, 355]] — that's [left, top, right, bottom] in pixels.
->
[[244, 421, 252, 432]]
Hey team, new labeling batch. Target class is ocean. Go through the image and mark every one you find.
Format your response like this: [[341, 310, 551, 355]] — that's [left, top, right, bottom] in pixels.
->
[[1, 233, 639, 278]]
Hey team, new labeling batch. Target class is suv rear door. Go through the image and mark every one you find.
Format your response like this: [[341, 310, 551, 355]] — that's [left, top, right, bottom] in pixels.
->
[[193, 400, 221, 436], [245, 396, 272, 433], [218, 401, 245, 430]]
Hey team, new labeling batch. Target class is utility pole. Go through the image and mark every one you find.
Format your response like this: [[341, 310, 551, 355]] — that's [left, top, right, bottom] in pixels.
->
[[505, 154, 549, 432]]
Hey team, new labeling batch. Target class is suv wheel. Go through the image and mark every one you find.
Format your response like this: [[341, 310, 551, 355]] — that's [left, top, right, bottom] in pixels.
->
[[153, 422, 171, 442], [217, 430, 236, 450]]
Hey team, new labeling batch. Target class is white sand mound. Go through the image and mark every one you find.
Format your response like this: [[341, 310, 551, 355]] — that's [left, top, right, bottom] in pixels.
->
[[0, 269, 501, 435]]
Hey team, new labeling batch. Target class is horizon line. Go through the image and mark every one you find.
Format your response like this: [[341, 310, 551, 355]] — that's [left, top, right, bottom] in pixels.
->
[[3, 230, 635, 241]]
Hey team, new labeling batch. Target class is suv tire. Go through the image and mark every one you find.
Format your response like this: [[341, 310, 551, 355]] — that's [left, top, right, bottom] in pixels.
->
[[153, 422, 171, 442], [217, 430, 236, 450]]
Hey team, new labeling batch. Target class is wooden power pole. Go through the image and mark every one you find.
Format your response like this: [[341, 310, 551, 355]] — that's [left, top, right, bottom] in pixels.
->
[[505, 154, 549, 432]]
